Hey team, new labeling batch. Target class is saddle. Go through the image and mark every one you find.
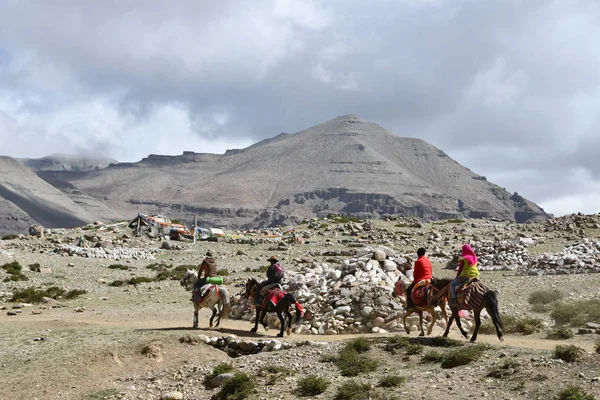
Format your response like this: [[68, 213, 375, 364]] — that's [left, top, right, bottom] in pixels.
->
[[456, 279, 486, 310], [193, 284, 217, 304], [260, 287, 285, 309], [410, 284, 437, 308]]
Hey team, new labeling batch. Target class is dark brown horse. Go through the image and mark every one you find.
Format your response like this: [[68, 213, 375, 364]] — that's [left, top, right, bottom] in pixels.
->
[[441, 279, 504, 342], [394, 277, 450, 336], [244, 278, 304, 337]]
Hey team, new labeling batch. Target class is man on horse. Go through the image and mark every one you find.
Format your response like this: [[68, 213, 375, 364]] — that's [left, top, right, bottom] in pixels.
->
[[193, 251, 218, 302], [404, 247, 433, 311], [450, 244, 480, 307], [254, 255, 285, 306]]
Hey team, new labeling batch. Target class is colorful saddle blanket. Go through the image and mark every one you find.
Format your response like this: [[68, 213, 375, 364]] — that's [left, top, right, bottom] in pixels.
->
[[411, 285, 432, 307], [456, 279, 488, 310], [193, 284, 216, 304], [261, 288, 285, 309]]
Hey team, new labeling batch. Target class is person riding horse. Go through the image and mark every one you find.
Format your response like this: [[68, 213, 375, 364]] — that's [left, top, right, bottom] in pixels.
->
[[404, 247, 433, 311], [193, 251, 218, 302], [450, 244, 480, 307], [254, 255, 284, 306]]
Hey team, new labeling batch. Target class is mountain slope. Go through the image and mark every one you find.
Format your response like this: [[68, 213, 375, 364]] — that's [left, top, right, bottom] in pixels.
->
[[49, 115, 548, 227], [17, 153, 118, 172], [0, 156, 101, 235]]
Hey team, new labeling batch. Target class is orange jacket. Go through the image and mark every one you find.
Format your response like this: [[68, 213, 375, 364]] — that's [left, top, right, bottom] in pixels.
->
[[413, 255, 433, 283]]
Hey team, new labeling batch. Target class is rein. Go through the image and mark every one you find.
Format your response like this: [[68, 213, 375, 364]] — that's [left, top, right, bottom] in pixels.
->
[[433, 283, 451, 301]]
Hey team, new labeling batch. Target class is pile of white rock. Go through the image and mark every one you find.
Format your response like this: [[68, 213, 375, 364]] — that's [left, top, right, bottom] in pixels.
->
[[472, 238, 532, 271], [229, 246, 449, 335], [520, 238, 600, 276], [183, 334, 319, 357], [50, 244, 156, 260]]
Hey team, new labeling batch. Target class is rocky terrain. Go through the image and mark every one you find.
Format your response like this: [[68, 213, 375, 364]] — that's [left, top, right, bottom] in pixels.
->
[[2, 213, 600, 399], [1, 115, 550, 235]]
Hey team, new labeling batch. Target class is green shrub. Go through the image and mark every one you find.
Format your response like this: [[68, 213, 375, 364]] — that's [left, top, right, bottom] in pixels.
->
[[384, 335, 410, 354], [551, 300, 600, 326], [145, 262, 173, 270], [2, 261, 28, 281], [528, 290, 563, 305], [1, 234, 19, 240], [296, 375, 329, 396], [10, 286, 86, 303], [430, 337, 464, 347], [421, 350, 445, 363], [440, 345, 486, 369], [203, 363, 234, 387], [109, 277, 154, 286], [217, 372, 255, 400], [595, 342, 600, 355], [154, 265, 188, 281], [378, 375, 405, 387], [502, 315, 544, 335], [333, 381, 372, 400], [344, 337, 371, 353], [216, 268, 230, 276], [557, 385, 596, 400], [338, 348, 378, 377], [487, 359, 521, 378], [405, 343, 424, 355], [553, 345, 584, 363], [547, 327, 574, 340], [107, 264, 129, 270]]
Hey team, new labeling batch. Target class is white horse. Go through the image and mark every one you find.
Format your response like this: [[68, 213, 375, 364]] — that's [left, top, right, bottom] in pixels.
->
[[180, 269, 231, 329]]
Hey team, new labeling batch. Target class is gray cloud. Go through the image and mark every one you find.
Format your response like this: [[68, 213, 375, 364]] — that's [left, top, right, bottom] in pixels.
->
[[1, 0, 600, 216]]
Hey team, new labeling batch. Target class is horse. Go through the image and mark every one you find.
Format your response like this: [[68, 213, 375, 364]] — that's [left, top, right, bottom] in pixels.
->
[[180, 269, 231, 329], [393, 277, 450, 336], [243, 278, 304, 337], [441, 278, 504, 343]]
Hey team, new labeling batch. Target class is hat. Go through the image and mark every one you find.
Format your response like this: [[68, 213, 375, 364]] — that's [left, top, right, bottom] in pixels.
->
[[205, 251, 213, 257], [267, 255, 279, 262]]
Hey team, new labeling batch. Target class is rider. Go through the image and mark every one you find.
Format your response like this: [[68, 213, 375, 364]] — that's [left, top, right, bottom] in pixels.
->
[[450, 244, 480, 306], [254, 255, 284, 306], [405, 247, 432, 311], [193, 251, 218, 302]]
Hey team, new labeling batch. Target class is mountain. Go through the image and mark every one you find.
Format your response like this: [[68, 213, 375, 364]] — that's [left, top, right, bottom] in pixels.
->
[[0, 156, 109, 236], [36, 115, 549, 228], [17, 153, 118, 172]]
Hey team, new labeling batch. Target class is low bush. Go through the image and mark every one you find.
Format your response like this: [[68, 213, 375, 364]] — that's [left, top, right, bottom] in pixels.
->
[[333, 382, 372, 400], [595, 342, 600, 355], [203, 363, 234, 387], [1, 234, 19, 240], [109, 277, 154, 286], [547, 327, 574, 340], [557, 385, 596, 400], [528, 290, 563, 306], [550, 300, 600, 327], [440, 345, 486, 369], [217, 372, 255, 400], [216, 268, 230, 276], [430, 337, 464, 347], [107, 264, 129, 270], [154, 265, 188, 281], [553, 345, 584, 363], [421, 350, 445, 363], [502, 315, 544, 335], [378, 374, 405, 387], [338, 348, 378, 377], [10, 286, 87, 303], [2, 261, 28, 281], [344, 337, 371, 353], [296, 375, 329, 396]]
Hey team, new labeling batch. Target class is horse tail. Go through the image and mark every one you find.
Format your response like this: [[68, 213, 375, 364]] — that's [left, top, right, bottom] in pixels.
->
[[484, 291, 504, 332], [220, 288, 231, 319]]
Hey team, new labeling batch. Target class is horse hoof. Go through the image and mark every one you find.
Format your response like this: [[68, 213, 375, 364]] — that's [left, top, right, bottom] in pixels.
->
[[404, 328, 410, 334], [277, 333, 284, 338], [419, 333, 425, 337], [499, 336, 504, 342], [250, 328, 258, 333]]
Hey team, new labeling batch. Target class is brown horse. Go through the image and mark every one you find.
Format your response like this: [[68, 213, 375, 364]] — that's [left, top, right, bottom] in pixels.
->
[[441, 279, 504, 343], [244, 278, 304, 337], [393, 277, 451, 336]]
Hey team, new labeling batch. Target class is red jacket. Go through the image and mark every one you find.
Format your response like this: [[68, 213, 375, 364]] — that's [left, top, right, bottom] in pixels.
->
[[413, 255, 433, 283]]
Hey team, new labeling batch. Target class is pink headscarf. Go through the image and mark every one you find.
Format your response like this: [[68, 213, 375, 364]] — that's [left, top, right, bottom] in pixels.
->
[[461, 244, 478, 266]]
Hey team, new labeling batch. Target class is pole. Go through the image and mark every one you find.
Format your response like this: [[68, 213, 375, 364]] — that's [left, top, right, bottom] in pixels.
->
[[193, 215, 197, 244]]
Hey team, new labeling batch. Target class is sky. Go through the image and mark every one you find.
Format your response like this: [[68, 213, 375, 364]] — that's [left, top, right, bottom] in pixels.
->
[[1, 0, 599, 217]]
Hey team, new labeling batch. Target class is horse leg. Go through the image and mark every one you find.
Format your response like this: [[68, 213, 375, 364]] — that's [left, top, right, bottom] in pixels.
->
[[417, 311, 425, 337], [484, 292, 504, 342], [442, 309, 456, 338], [284, 307, 293, 336], [455, 311, 469, 340], [193, 303, 199, 329], [427, 307, 437, 336], [276, 310, 286, 337], [215, 301, 223, 328], [403, 310, 413, 334], [440, 299, 449, 325], [470, 309, 481, 343], [209, 306, 217, 328], [251, 307, 261, 332], [260, 308, 269, 331]]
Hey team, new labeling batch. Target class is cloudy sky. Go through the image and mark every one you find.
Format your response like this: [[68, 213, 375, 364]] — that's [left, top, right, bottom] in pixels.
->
[[1, 0, 599, 217]]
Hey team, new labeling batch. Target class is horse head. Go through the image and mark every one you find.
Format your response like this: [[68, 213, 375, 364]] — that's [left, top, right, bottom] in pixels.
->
[[180, 269, 196, 290], [244, 278, 258, 299]]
